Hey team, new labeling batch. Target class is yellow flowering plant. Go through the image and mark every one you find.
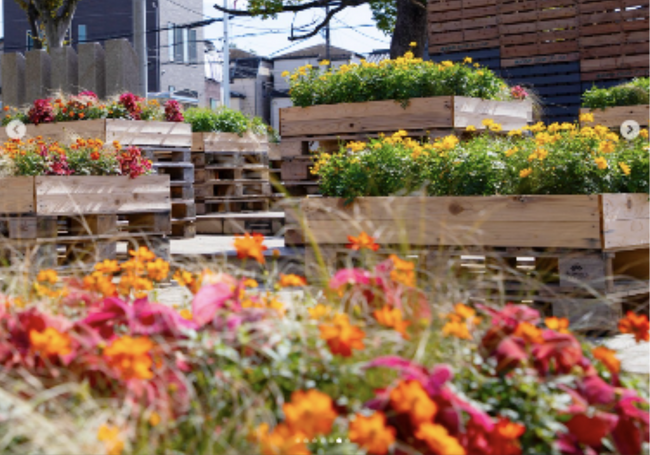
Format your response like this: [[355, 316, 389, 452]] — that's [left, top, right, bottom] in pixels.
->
[[315, 123, 649, 199], [285, 53, 517, 108]]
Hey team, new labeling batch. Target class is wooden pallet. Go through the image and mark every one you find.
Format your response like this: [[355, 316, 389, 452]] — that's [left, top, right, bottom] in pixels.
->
[[196, 212, 285, 236], [197, 197, 270, 215], [152, 160, 195, 239], [580, 105, 650, 128], [428, 0, 500, 53]]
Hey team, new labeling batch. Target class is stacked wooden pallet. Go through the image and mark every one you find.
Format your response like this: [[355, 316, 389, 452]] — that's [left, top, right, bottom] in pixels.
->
[[0, 176, 171, 271], [578, 0, 650, 83], [142, 146, 196, 238]]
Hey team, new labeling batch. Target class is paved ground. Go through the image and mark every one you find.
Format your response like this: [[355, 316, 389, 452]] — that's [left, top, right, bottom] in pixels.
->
[[149, 233, 650, 377]]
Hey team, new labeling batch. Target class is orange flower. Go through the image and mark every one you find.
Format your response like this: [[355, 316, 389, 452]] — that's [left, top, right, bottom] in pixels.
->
[[243, 278, 259, 288], [173, 269, 202, 294], [513, 322, 544, 344], [129, 246, 156, 262], [491, 417, 525, 455], [37, 269, 58, 284], [390, 380, 437, 426], [283, 389, 338, 438], [442, 304, 481, 339], [252, 423, 309, 455], [83, 271, 117, 297], [319, 313, 365, 357], [146, 258, 170, 281], [90, 151, 100, 160], [618, 311, 649, 342], [389, 254, 416, 287], [415, 422, 466, 455], [545, 317, 570, 334], [97, 424, 125, 455], [592, 346, 620, 374], [78, 112, 85, 119], [30, 327, 72, 357], [179, 309, 192, 320], [234, 233, 267, 264], [349, 412, 396, 455], [442, 320, 471, 340], [347, 232, 379, 251], [95, 259, 121, 274], [308, 304, 332, 320], [279, 273, 307, 287], [374, 305, 410, 339], [103, 336, 154, 380]]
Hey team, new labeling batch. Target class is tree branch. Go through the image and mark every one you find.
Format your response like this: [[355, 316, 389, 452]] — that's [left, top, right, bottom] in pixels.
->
[[288, 3, 347, 40], [407, 0, 426, 10]]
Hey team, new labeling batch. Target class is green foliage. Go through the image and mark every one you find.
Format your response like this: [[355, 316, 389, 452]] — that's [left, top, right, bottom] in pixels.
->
[[184, 107, 267, 136], [369, 0, 398, 35], [285, 55, 515, 108], [314, 123, 650, 199], [582, 78, 650, 109]]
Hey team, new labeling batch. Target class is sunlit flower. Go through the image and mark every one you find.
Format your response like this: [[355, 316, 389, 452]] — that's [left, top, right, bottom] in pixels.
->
[[592, 346, 620, 374], [146, 258, 170, 281], [283, 389, 338, 438], [319, 313, 365, 357], [466, 125, 476, 132], [103, 336, 154, 380], [513, 321, 544, 344], [30, 327, 72, 357], [519, 168, 533, 178], [279, 274, 307, 287], [545, 317, 570, 333], [594, 156, 608, 170], [489, 122, 503, 132], [234, 233, 267, 264], [95, 259, 121, 274], [618, 311, 649, 342], [389, 254, 416, 287], [505, 147, 518, 157], [349, 412, 396, 455], [308, 304, 332, 320], [491, 417, 525, 455], [37, 269, 58, 284], [129, 246, 156, 262], [443, 319, 471, 339], [97, 425, 124, 455], [415, 423, 465, 455], [347, 232, 379, 251], [640, 128, 648, 139], [619, 161, 631, 175], [179, 308, 192, 320], [374, 305, 410, 339], [599, 141, 616, 154], [409, 41, 417, 47], [281, 70, 290, 77], [580, 112, 594, 123], [252, 423, 309, 455], [390, 380, 437, 426], [319, 59, 330, 66]]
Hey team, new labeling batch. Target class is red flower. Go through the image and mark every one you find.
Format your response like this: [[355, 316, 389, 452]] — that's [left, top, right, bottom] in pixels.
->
[[490, 417, 525, 455], [164, 100, 184, 122]]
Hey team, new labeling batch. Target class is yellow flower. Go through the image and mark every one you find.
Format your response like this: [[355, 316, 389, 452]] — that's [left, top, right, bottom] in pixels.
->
[[505, 147, 518, 157], [594, 156, 608, 170], [308, 304, 332, 320], [477, 70, 484, 76], [481, 118, 494, 127], [466, 125, 476, 132], [179, 308, 192, 320], [281, 70, 290, 78], [37, 269, 58, 284], [488, 122, 503, 133], [30, 327, 72, 357], [409, 41, 417, 47], [441, 61, 454, 68], [473, 62, 480, 68], [97, 425, 124, 455], [440, 135, 459, 150], [149, 411, 161, 427], [580, 112, 595, 123], [319, 59, 330, 66], [640, 128, 648, 139], [508, 129, 522, 137], [463, 57, 472, 64], [520, 168, 533, 178], [619, 162, 631, 175]]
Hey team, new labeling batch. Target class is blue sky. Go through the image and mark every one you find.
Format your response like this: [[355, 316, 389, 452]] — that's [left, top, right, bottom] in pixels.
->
[[0, 0, 391, 56]]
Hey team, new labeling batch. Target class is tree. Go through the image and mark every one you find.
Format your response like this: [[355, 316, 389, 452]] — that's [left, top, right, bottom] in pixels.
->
[[212, 0, 428, 59], [14, 0, 82, 50]]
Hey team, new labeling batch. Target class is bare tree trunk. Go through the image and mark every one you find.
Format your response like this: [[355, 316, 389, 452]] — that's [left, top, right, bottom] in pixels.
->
[[390, 0, 427, 59], [44, 17, 73, 48], [27, 2, 43, 50]]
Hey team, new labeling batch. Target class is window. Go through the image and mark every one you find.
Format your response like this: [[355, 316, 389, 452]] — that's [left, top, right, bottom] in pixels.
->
[[169, 85, 176, 93], [168, 23, 175, 62], [189, 30, 198, 65], [210, 98, 218, 110], [183, 29, 189, 64], [26, 30, 34, 51], [174, 27, 183, 62], [78, 24, 87, 43]]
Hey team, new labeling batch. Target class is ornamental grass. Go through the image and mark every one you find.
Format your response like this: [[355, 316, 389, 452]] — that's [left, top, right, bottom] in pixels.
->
[[0, 232, 647, 455], [314, 119, 649, 200], [284, 50, 527, 108]]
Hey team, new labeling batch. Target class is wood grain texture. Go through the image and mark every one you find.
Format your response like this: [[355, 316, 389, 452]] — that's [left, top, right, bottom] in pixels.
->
[[0, 177, 35, 214], [191, 132, 268, 153], [601, 193, 650, 250], [501, 52, 579, 67], [580, 105, 649, 127], [35, 175, 171, 215], [454, 97, 533, 127], [105, 120, 192, 147]]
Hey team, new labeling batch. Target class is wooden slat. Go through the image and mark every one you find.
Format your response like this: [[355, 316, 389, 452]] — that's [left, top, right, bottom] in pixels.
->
[[499, 17, 577, 35], [454, 97, 533, 128], [501, 29, 578, 46], [0, 177, 35, 214], [581, 66, 650, 81], [501, 52, 580, 67], [35, 175, 171, 215], [501, 41, 579, 58], [430, 16, 498, 32], [602, 193, 650, 250], [0, 119, 106, 144], [580, 31, 649, 47], [580, 19, 649, 36], [429, 39, 500, 54], [280, 97, 454, 137], [582, 42, 650, 59], [105, 119, 192, 147], [581, 54, 650, 72], [580, 105, 650, 127], [191, 132, 268, 152]]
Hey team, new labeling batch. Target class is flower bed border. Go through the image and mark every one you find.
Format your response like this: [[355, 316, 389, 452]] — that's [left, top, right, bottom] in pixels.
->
[[279, 96, 533, 138], [580, 105, 650, 128], [0, 119, 192, 148]]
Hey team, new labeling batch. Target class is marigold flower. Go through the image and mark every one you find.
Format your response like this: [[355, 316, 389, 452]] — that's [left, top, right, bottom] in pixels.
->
[[389, 254, 416, 287], [349, 412, 396, 455], [466, 125, 476, 132], [463, 56, 472, 64], [443, 320, 471, 339], [491, 417, 525, 455], [513, 321, 544, 344], [281, 70, 290, 77], [146, 258, 170, 281], [489, 122, 503, 132], [118, 274, 153, 298], [129, 246, 156, 262], [374, 305, 410, 339], [545, 316, 570, 333], [95, 259, 121, 274], [279, 273, 307, 287], [580, 113, 595, 123], [599, 141, 616, 154], [594, 156, 608, 170], [319, 313, 365, 357], [83, 271, 117, 297], [97, 425, 125, 455], [179, 309, 192, 320], [640, 128, 648, 139], [619, 161, 631, 175], [618, 311, 649, 342], [415, 422, 465, 455], [409, 41, 417, 47], [592, 346, 620, 374], [519, 168, 533, 178], [283, 389, 338, 438], [252, 423, 309, 455], [103, 335, 154, 380], [30, 327, 72, 357], [390, 380, 437, 426], [37, 269, 58, 284], [347, 232, 379, 251], [173, 269, 202, 294], [308, 304, 332, 320], [234, 232, 267, 264]]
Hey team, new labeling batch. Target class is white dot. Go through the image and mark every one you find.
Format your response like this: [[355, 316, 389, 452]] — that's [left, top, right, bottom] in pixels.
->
[[336, 438, 342, 444]]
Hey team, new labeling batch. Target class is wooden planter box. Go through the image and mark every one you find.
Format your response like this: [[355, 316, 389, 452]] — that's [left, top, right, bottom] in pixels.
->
[[191, 132, 268, 153], [279, 96, 533, 138], [580, 105, 649, 128], [0, 119, 192, 147], [294, 194, 649, 330]]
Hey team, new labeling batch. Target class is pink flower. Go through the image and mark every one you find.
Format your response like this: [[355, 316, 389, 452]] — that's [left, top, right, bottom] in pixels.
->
[[164, 100, 184, 122], [191, 283, 237, 327], [28, 99, 55, 125], [511, 85, 528, 100], [329, 268, 373, 290]]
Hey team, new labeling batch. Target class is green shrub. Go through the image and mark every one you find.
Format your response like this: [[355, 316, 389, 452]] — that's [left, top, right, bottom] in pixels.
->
[[184, 107, 267, 135], [582, 78, 650, 109]]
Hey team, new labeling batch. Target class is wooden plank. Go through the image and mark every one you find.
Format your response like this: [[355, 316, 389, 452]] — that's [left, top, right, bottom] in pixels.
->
[[580, 31, 649, 47], [501, 52, 580, 67], [580, 19, 649, 36], [429, 39, 500, 54], [454, 97, 533, 128], [280, 97, 454, 137], [501, 29, 578, 46], [581, 67, 650, 81], [581, 42, 650, 59], [192, 132, 268, 153], [430, 16, 498, 33], [105, 119, 192, 148], [581, 54, 650, 73], [602, 193, 650, 250], [35, 175, 171, 215], [501, 41, 579, 58], [0, 119, 106, 144], [580, 105, 650, 127], [499, 17, 577, 35], [0, 177, 35, 214]]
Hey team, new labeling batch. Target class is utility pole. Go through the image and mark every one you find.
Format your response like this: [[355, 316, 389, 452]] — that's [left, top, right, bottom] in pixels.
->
[[133, 0, 148, 98], [222, 0, 231, 108], [325, 2, 331, 68]]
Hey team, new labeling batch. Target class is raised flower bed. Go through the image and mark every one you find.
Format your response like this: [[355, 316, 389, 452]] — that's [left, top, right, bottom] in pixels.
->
[[580, 78, 650, 128]]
